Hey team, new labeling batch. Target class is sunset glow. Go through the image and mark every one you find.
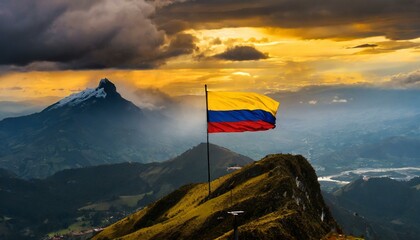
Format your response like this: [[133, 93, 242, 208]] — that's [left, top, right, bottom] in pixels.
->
[[0, 1, 419, 105]]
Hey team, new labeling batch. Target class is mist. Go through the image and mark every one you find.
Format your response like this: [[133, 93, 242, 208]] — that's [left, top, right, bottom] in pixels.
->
[[2, 84, 419, 172], [129, 85, 420, 168]]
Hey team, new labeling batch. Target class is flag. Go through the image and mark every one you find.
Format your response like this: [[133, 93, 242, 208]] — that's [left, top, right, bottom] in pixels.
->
[[207, 91, 280, 133]]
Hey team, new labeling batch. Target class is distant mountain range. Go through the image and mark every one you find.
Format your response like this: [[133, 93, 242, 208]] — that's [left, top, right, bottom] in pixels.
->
[[0, 78, 193, 179], [0, 143, 252, 239], [94, 153, 339, 240], [318, 136, 420, 175], [200, 86, 420, 172], [324, 177, 420, 240], [2, 81, 420, 180]]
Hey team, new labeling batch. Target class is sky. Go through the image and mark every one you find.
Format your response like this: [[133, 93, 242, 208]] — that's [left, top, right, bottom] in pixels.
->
[[0, 0, 419, 106]]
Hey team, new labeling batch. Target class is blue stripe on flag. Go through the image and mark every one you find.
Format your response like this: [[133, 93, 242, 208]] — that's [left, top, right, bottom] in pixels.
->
[[208, 109, 276, 124]]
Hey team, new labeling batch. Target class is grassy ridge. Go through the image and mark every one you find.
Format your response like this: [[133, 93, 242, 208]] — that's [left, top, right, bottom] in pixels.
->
[[95, 154, 339, 240]]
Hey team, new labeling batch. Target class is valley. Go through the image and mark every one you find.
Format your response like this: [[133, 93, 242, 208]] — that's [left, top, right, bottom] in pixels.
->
[[1, 80, 419, 239], [0, 143, 252, 239]]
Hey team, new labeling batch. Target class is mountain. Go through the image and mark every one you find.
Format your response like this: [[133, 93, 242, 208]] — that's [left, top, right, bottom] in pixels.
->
[[0, 143, 252, 239], [0, 78, 186, 179], [324, 177, 420, 240], [39, 143, 252, 205], [3, 82, 419, 179], [270, 86, 420, 111], [0, 168, 16, 178], [94, 154, 339, 240], [0, 100, 45, 121], [318, 136, 420, 175], [135, 143, 253, 198]]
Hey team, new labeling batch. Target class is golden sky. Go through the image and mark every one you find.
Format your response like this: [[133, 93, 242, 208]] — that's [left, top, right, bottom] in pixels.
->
[[0, 1, 419, 103]]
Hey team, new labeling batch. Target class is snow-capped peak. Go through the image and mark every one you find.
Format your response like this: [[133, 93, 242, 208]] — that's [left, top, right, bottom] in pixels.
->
[[47, 78, 122, 110], [49, 88, 107, 110]]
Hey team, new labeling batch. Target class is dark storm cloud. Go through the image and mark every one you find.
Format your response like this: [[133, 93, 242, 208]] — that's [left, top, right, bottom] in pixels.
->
[[0, 0, 197, 69], [156, 0, 420, 40], [2, 0, 419, 70], [160, 33, 198, 59], [214, 46, 268, 61]]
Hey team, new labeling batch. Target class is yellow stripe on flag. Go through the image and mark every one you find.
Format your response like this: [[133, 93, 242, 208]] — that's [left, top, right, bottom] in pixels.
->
[[208, 91, 280, 116]]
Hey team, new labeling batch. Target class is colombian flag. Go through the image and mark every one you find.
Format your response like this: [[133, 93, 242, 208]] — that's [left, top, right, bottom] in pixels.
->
[[207, 91, 280, 133]]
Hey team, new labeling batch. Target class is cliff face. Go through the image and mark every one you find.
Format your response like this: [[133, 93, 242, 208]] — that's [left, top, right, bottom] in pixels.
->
[[94, 154, 338, 240]]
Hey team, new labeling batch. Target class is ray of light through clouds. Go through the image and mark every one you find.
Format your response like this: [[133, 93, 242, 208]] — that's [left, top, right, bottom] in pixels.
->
[[0, 0, 419, 106]]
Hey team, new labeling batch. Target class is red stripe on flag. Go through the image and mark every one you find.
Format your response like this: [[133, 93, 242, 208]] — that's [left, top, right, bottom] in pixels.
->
[[208, 120, 275, 133]]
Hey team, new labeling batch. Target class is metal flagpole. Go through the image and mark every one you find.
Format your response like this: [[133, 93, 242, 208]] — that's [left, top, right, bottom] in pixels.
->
[[205, 85, 211, 197]]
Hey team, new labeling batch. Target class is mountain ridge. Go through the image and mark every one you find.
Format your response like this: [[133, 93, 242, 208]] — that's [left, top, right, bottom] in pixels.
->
[[94, 154, 339, 240], [324, 177, 420, 240], [0, 143, 252, 239]]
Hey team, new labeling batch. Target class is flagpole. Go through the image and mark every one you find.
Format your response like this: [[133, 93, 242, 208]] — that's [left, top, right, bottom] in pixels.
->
[[205, 84, 211, 197]]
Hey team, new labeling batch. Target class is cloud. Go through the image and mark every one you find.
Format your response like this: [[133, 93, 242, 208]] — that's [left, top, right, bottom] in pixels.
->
[[352, 40, 420, 54], [152, 0, 189, 8], [232, 71, 251, 77], [350, 44, 378, 49], [332, 97, 348, 103], [214, 46, 268, 61], [133, 88, 176, 110], [385, 69, 420, 88], [6, 87, 23, 91], [160, 33, 198, 59], [212, 38, 222, 45], [0, 0, 197, 70], [2, 0, 419, 72], [308, 100, 318, 105], [156, 0, 420, 40]]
